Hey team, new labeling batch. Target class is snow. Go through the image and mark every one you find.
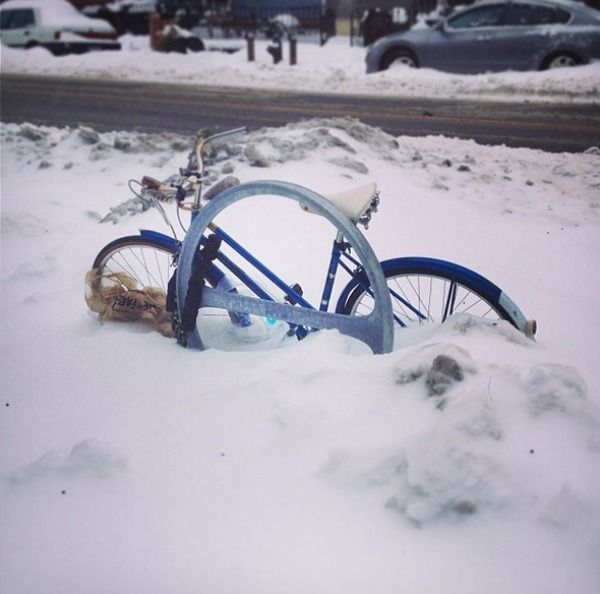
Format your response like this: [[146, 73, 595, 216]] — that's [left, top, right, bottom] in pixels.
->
[[1, 35, 600, 594], [1, 33, 599, 102]]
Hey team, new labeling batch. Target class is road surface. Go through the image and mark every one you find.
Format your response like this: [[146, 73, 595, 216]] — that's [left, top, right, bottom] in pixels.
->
[[1, 74, 598, 153]]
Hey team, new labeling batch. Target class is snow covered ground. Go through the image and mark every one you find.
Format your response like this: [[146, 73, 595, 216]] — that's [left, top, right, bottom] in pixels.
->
[[1, 34, 599, 103], [1, 33, 600, 594]]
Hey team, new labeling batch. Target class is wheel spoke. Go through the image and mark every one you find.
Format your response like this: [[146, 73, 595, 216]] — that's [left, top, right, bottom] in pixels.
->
[[343, 265, 513, 335], [442, 281, 457, 322], [94, 239, 175, 294]]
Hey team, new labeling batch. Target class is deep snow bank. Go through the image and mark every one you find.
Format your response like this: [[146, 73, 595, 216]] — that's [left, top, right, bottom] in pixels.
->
[[1, 120, 600, 594]]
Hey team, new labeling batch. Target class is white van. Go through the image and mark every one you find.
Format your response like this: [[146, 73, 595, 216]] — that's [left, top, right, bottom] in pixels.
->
[[0, 0, 120, 55]]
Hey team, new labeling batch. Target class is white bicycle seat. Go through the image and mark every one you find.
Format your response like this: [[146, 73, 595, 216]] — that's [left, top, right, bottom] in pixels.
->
[[300, 182, 378, 223]]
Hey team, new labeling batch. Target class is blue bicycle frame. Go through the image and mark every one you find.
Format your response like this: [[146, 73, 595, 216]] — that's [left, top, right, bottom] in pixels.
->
[[140, 222, 370, 334]]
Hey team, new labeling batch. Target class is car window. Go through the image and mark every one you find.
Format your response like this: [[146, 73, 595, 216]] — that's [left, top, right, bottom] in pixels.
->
[[447, 5, 506, 29], [0, 8, 36, 30], [505, 3, 570, 25]]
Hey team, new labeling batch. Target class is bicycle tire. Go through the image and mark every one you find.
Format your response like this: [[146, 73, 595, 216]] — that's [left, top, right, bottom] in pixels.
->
[[86, 233, 183, 336], [91, 234, 179, 294], [338, 257, 534, 337]]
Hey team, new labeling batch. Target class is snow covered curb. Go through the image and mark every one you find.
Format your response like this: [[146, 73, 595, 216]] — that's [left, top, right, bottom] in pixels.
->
[[2, 36, 599, 103]]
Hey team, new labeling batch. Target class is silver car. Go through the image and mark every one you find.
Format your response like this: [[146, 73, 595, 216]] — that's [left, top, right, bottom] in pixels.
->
[[365, 0, 600, 74]]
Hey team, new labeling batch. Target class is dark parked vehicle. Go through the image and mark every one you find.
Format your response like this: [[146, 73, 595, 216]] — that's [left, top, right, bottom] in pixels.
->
[[365, 0, 600, 74]]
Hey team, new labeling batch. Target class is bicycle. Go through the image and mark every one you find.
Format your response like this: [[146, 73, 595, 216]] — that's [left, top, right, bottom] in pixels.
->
[[86, 127, 537, 354]]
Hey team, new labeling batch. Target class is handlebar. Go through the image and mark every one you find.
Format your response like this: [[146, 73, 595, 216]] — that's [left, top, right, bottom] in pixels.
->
[[189, 126, 248, 173], [139, 127, 248, 210]]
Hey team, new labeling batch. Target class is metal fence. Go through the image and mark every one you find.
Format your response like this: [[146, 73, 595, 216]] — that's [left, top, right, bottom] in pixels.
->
[[203, 4, 336, 44]]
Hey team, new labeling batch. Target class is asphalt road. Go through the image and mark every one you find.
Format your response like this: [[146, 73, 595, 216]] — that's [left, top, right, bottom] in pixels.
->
[[1, 74, 599, 153]]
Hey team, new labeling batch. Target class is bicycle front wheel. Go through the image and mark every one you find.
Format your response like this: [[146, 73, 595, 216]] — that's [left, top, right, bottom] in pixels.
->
[[91, 234, 178, 293], [338, 257, 535, 337], [87, 234, 179, 336]]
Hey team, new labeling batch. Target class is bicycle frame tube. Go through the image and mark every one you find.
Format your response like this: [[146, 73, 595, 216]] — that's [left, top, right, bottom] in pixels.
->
[[138, 225, 378, 325], [189, 198, 360, 317], [318, 235, 346, 312], [204, 223, 315, 310], [205, 227, 373, 319], [194, 224, 371, 342], [204, 226, 354, 339]]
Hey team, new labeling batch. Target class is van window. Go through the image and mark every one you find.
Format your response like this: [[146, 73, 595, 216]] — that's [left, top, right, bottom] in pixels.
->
[[1, 8, 36, 30]]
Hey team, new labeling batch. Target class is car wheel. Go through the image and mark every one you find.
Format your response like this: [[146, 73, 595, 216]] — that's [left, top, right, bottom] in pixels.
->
[[186, 37, 205, 52], [543, 52, 581, 69], [164, 37, 188, 54], [380, 48, 418, 71]]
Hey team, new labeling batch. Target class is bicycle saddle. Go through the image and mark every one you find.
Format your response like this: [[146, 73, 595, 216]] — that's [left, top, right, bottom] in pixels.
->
[[301, 182, 378, 224]]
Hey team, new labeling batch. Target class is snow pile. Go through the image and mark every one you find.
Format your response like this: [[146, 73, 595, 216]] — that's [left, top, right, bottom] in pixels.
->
[[2, 35, 599, 103], [7, 439, 128, 484], [359, 330, 600, 528], [9, 118, 598, 226], [1, 120, 600, 594]]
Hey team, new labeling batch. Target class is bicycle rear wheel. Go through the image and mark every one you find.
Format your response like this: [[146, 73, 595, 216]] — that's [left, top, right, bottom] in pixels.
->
[[338, 257, 535, 337], [87, 234, 179, 335]]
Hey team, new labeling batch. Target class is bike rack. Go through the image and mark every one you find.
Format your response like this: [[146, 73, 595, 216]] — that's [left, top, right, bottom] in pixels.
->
[[177, 180, 394, 354]]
